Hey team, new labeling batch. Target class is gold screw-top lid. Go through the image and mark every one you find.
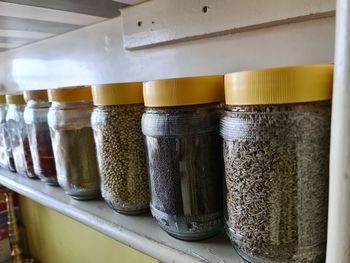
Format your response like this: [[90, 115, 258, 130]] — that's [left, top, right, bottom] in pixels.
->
[[0, 94, 6, 104], [224, 64, 333, 105], [143, 75, 224, 107], [23, 89, 49, 102], [48, 86, 92, 102], [6, 94, 25, 105], [92, 82, 143, 106]]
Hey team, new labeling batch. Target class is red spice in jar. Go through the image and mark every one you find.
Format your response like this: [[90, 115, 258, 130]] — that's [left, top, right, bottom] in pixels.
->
[[22, 137, 35, 178]]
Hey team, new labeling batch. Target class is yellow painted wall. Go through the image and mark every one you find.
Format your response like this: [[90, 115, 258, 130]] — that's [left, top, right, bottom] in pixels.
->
[[19, 196, 157, 263]]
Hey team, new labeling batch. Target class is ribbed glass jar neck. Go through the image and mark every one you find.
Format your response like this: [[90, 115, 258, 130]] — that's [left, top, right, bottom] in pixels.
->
[[145, 102, 222, 113], [8, 104, 25, 111], [50, 101, 93, 110], [95, 103, 143, 109], [142, 103, 222, 137], [0, 104, 7, 123], [224, 100, 331, 113], [26, 100, 51, 109]]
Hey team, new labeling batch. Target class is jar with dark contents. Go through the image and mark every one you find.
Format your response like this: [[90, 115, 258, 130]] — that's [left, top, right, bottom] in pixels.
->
[[142, 76, 224, 240], [0, 94, 15, 171], [48, 86, 100, 200], [24, 90, 57, 185], [91, 82, 149, 214], [6, 94, 36, 178], [221, 65, 333, 263]]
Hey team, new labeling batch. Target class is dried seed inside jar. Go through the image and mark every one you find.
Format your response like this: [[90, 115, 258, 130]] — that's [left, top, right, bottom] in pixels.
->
[[142, 75, 225, 240], [6, 94, 36, 178], [142, 104, 224, 240], [92, 104, 150, 214], [24, 90, 58, 185], [221, 103, 330, 263], [51, 126, 100, 199], [223, 65, 333, 263], [48, 86, 101, 200]]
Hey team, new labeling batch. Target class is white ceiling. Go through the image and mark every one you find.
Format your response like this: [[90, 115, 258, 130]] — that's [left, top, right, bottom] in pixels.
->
[[0, 0, 142, 52]]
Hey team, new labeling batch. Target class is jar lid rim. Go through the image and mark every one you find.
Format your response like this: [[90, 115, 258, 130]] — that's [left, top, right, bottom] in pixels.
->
[[6, 93, 25, 105], [48, 86, 92, 103], [92, 82, 143, 106], [143, 75, 224, 107], [24, 89, 49, 102], [224, 64, 333, 105]]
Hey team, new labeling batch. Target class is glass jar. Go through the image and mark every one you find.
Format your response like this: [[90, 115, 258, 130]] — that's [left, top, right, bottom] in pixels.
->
[[24, 90, 57, 185], [221, 65, 333, 263], [6, 94, 36, 178], [48, 86, 100, 200], [142, 76, 224, 240], [91, 83, 150, 214], [0, 95, 15, 171]]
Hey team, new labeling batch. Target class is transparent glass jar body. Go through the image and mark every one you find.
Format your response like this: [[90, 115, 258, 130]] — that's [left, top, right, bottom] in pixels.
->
[[142, 103, 224, 240], [6, 104, 36, 178], [48, 101, 100, 200], [220, 102, 331, 263], [0, 104, 15, 171], [91, 104, 150, 214], [24, 100, 57, 185]]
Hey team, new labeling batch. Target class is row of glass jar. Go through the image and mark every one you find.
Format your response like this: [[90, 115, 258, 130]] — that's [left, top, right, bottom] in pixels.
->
[[0, 64, 333, 263]]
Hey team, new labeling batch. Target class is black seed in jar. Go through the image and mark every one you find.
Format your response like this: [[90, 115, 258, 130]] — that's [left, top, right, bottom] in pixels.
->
[[146, 135, 223, 216], [143, 104, 224, 240]]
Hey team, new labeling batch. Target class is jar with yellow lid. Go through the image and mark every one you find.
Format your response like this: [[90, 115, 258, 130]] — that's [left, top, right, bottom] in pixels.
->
[[142, 76, 224, 240], [91, 82, 150, 214], [0, 94, 15, 171], [221, 65, 333, 263], [24, 90, 57, 185], [48, 86, 100, 200], [6, 93, 36, 178]]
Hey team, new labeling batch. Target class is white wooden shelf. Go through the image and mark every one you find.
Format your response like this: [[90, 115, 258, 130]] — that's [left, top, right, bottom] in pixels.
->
[[0, 0, 343, 262], [0, 1, 335, 92], [0, 168, 243, 263]]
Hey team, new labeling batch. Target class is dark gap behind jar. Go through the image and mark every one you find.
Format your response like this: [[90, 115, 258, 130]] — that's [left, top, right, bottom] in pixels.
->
[[29, 121, 56, 183], [22, 137, 35, 177]]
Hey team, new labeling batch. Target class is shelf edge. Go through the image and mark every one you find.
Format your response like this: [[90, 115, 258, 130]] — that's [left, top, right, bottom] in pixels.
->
[[0, 171, 209, 263]]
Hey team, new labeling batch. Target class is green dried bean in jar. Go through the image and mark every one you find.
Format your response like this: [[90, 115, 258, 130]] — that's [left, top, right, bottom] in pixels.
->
[[91, 83, 149, 215], [222, 65, 333, 263]]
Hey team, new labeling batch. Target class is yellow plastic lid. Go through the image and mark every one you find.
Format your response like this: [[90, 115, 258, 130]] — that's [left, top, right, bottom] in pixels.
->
[[6, 94, 25, 105], [92, 82, 143, 106], [0, 94, 6, 104], [224, 64, 334, 105], [48, 86, 92, 103], [143, 76, 224, 107], [24, 89, 49, 102]]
